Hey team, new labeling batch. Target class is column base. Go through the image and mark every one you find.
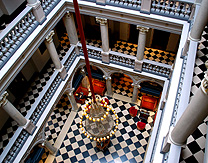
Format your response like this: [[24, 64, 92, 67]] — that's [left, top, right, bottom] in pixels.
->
[[134, 60, 143, 72], [23, 120, 36, 135], [58, 66, 67, 80], [101, 51, 110, 64], [161, 127, 186, 153]]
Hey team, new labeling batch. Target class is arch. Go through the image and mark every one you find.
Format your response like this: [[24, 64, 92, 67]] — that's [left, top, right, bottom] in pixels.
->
[[109, 70, 136, 84], [137, 78, 163, 87]]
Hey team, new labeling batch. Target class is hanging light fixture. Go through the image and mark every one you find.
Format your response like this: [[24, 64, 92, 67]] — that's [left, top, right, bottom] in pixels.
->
[[73, 0, 118, 143]]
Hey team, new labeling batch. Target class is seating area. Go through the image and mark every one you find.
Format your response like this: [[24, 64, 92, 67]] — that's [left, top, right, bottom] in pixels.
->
[[140, 95, 158, 112], [92, 79, 106, 96], [74, 86, 89, 104], [129, 95, 157, 130]]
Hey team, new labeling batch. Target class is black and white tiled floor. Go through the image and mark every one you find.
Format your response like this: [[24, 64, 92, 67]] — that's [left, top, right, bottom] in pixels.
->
[[54, 98, 155, 163], [180, 25, 208, 163], [112, 41, 176, 65]]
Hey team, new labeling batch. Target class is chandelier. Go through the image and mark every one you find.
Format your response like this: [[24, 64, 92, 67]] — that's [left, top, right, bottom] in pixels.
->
[[73, 0, 118, 142]]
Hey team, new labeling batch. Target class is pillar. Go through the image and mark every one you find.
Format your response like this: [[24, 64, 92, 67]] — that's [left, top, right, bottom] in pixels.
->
[[132, 83, 140, 103], [134, 26, 149, 71], [96, 17, 110, 63], [66, 88, 79, 111], [189, 0, 208, 42], [27, 0, 45, 23], [103, 75, 113, 96], [63, 12, 79, 45], [0, 92, 36, 134], [42, 140, 57, 155], [141, 0, 151, 14], [45, 30, 67, 80], [170, 61, 208, 145]]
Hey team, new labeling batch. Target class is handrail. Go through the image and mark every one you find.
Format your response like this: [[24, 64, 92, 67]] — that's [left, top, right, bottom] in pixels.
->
[[151, 0, 193, 21], [0, 6, 39, 70]]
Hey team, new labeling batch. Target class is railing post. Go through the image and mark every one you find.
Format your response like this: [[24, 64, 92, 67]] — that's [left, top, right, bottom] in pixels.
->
[[141, 0, 152, 14], [27, 0, 46, 24], [96, 0, 106, 5]]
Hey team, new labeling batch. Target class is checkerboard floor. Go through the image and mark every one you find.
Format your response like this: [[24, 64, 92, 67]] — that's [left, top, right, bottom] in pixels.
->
[[112, 41, 176, 65], [180, 25, 208, 163], [54, 97, 155, 163]]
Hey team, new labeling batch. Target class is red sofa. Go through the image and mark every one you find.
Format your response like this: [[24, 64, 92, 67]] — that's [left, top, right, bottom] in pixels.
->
[[74, 86, 89, 104], [140, 95, 157, 111], [93, 80, 106, 96]]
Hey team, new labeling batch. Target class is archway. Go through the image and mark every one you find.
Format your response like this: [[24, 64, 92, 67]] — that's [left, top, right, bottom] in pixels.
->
[[111, 73, 134, 98]]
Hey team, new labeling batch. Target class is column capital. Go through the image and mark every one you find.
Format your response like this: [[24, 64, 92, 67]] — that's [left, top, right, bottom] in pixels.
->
[[131, 83, 141, 88], [96, 17, 107, 25], [201, 61, 208, 95], [65, 11, 73, 18], [0, 91, 8, 107], [136, 26, 149, 33], [103, 75, 111, 80], [45, 30, 55, 43], [66, 88, 75, 96]]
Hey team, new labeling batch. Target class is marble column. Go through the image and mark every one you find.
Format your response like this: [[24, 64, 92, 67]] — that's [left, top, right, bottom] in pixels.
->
[[103, 75, 113, 96], [63, 12, 79, 45], [0, 92, 36, 134], [66, 88, 79, 111], [45, 30, 67, 80], [189, 0, 208, 42], [132, 83, 140, 103], [96, 17, 110, 63], [134, 26, 149, 71], [170, 61, 208, 146], [27, 0, 45, 23], [42, 140, 57, 155]]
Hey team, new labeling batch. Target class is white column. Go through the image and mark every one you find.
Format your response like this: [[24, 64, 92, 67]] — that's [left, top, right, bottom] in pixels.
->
[[103, 75, 113, 96], [63, 12, 79, 45], [45, 30, 67, 79], [170, 61, 208, 145], [27, 0, 45, 23], [132, 83, 140, 103], [189, 0, 208, 42], [66, 88, 79, 111], [134, 26, 149, 71], [0, 92, 36, 134], [96, 17, 110, 63], [136, 26, 149, 61]]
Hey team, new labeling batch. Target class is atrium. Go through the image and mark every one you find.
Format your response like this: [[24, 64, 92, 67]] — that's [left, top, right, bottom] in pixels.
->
[[0, 0, 207, 163]]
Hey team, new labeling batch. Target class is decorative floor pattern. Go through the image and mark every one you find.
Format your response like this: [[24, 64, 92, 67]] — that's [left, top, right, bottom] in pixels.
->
[[54, 97, 155, 163], [180, 25, 208, 163], [112, 41, 176, 65], [45, 94, 71, 145]]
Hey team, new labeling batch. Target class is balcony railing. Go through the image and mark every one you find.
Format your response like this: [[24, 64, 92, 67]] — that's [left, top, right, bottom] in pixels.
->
[[0, 7, 39, 70], [78, 44, 172, 78], [106, 0, 142, 11], [151, 0, 193, 21], [40, 0, 61, 16]]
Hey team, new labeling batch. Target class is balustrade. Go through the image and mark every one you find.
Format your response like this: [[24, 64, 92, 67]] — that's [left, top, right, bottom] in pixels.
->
[[142, 60, 171, 77], [0, 8, 38, 70], [40, 0, 61, 16], [106, 0, 141, 10], [151, 0, 192, 20]]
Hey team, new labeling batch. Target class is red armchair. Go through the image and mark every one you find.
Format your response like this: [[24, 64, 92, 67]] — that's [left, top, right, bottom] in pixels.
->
[[93, 80, 106, 96], [137, 121, 146, 130], [129, 106, 138, 117], [74, 86, 89, 104], [140, 95, 157, 111]]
